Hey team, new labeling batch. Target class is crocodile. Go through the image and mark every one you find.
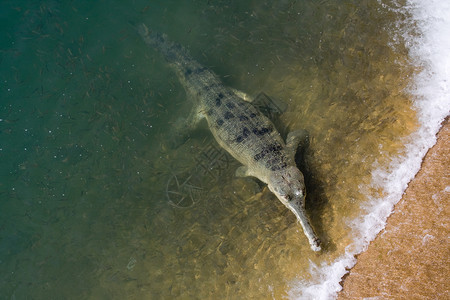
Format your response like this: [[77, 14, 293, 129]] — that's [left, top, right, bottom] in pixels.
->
[[138, 24, 321, 251]]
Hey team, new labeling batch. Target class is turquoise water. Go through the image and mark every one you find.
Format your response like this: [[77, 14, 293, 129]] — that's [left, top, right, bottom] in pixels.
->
[[1, 1, 420, 298]]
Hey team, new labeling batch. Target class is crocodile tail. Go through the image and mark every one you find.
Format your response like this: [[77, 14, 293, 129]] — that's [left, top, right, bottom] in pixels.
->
[[138, 23, 187, 63]]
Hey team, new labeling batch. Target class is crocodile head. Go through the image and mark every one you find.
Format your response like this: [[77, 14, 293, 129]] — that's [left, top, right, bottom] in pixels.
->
[[267, 166, 321, 252]]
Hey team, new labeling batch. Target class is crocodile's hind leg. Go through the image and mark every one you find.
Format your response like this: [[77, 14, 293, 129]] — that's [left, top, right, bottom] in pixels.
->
[[169, 105, 205, 148], [231, 88, 253, 102], [232, 90, 287, 119]]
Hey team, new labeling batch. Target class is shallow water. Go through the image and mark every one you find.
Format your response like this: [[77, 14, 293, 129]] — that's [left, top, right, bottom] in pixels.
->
[[0, 0, 422, 299]]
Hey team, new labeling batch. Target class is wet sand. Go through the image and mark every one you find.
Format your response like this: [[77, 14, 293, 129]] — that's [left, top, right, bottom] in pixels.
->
[[339, 117, 449, 299]]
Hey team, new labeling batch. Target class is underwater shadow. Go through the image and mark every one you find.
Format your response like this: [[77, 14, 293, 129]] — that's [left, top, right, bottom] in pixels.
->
[[294, 134, 335, 253]]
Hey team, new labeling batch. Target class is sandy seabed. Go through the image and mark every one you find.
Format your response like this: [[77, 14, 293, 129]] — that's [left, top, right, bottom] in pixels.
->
[[339, 117, 449, 299]]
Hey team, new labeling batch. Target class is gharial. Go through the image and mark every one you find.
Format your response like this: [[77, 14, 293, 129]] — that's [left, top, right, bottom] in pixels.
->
[[138, 24, 321, 251]]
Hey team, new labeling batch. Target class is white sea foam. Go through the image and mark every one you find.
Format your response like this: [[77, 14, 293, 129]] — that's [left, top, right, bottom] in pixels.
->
[[289, 0, 450, 299]]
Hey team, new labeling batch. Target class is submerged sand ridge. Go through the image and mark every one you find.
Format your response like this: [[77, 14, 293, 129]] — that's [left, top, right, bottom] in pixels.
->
[[339, 117, 449, 299]]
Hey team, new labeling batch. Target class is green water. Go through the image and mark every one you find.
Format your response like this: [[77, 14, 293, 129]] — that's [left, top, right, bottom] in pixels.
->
[[1, 0, 417, 298]]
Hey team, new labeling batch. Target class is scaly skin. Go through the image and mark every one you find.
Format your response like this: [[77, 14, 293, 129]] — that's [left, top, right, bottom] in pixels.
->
[[138, 24, 321, 251]]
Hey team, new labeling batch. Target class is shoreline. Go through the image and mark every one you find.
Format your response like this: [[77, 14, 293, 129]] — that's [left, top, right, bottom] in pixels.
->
[[338, 117, 449, 298]]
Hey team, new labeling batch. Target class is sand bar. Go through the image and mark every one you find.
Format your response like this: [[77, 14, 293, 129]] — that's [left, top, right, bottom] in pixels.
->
[[339, 117, 449, 299]]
